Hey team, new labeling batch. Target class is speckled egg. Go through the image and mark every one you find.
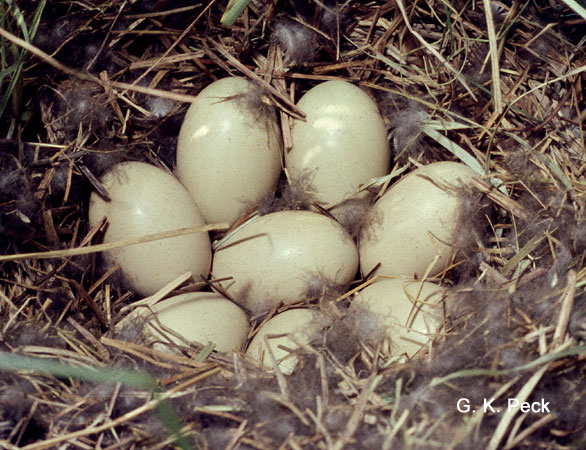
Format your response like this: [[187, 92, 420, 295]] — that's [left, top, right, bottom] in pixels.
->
[[212, 210, 359, 313], [351, 278, 445, 357], [145, 292, 249, 353], [286, 80, 390, 207], [246, 308, 320, 374], [359, 161, 477, 278], [88, 161, 211, 297], [176, 77, 282, 224]]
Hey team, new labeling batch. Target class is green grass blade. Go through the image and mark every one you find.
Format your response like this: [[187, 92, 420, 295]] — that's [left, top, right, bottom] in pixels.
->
[[195, 341, 216, 362], [0, 352, 196, 450], [0, 60, 23, 117], [430, 345, 586, 387], [155, 396, 196, 450], [5, 0, 30, 42], [1, 0, 8, 69], [422, 125, 485, 175], [0, 0, 46, 120], [0, 352, 157, 388], [425, 119, 473, 131], [559, 0, 586, 20], [221, 0, 252, 27], [28, 0, 47, 41]]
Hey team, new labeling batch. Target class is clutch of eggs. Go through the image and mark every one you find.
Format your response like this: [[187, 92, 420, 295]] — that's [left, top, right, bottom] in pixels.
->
[[88, 161, 212, 297], [86, 78, 486, 370]]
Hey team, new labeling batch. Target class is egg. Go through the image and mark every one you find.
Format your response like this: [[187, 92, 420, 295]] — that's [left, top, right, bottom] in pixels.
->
[[246, 308, 319, 374], [351, 278, 445, 357], [176, 77, 282, 224], [88, 161, 211, 297], [144, 292, 249, 353], [212, 210, 359, 313], [359, 161, 476, 278], [286, 80, 390, 207]]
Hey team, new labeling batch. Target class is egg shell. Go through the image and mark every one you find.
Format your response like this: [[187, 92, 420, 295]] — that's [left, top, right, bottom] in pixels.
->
[[144, 292, 249, 353], [88, 161, 211, 297], [351, 278, 445, 357], [359, 161, 477, 278], [176, 77, 282, 224], [286, 80, 390, 207], [246, 308, 319, 374], [212, 210, 359, 313]]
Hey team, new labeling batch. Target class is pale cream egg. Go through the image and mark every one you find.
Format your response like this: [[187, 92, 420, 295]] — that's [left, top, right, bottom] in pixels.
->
[[246, 308, 319, 374], [88, 161, 211, 297], [359, 161, 477, 278], [176, 77, 282, 224], [351, 278, 445, 357], [212, 210, 359, 313], [144, 292, 249, 353], [286, 80, 390, 207]]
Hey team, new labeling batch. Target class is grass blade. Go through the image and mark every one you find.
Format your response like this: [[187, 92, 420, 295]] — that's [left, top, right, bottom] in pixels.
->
[[221, 0, 252, 27], [559, 0, 586, 20], [0, 352, 196, 450]]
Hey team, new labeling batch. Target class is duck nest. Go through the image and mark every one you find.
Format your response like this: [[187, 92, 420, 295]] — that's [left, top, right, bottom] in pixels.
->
[[1, 1, 586, 449]]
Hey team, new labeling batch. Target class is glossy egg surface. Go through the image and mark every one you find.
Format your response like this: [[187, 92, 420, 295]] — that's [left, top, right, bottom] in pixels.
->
[[359, 161, 476, 278], [246, 308, 319, 374], [177, 77, 282, 224], [352, 278, 445, 357], [146, 292, 249, 353], [89, 161, 211, 297], [286, 80, 390, 207], [213, 210, 359, 313]]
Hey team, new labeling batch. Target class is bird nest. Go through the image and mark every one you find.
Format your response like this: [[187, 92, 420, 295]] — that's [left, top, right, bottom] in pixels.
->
[[1, 1, 586, 449]]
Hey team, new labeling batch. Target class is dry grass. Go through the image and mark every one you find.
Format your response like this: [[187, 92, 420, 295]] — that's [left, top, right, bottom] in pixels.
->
[[1, 0, 586, 449]]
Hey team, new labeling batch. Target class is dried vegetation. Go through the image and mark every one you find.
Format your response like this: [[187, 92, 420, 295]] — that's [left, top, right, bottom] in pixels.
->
[[1, 0, 586, 449]]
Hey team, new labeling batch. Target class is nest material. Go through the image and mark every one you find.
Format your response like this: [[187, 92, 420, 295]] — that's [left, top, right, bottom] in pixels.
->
[[1, 0, 586, 449]]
